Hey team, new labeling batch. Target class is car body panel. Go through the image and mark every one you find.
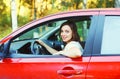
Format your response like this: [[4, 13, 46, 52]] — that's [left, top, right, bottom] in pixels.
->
[[86, 56, 120, 79], [0, 57, 90, 79]]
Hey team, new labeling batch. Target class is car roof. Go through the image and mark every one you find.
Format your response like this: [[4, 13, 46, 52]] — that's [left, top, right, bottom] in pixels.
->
[[40, 8, 120, 18]]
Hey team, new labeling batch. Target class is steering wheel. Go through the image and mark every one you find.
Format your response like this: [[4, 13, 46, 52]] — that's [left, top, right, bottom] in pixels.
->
[[31, 40, 52, 55]]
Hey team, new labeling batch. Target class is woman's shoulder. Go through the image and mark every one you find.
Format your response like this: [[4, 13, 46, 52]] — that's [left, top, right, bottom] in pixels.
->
[[68, 41, 80, 45], [66, 41, 83, 51], [65, 41, 80, 47]]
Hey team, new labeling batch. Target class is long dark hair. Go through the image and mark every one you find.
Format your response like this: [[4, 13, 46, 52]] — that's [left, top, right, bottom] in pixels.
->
[[60, 21, 81, 43]]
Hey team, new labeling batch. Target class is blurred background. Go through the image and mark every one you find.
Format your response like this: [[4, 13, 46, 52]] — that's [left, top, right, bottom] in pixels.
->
[[0, 0, 120, 39]]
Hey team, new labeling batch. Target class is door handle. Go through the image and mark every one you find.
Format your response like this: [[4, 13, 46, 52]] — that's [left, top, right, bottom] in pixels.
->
[[57, 69, 82, 75]]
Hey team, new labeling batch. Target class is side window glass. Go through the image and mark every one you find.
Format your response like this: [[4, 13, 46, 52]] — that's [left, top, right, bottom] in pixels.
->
[[101, 16, 120, 55]]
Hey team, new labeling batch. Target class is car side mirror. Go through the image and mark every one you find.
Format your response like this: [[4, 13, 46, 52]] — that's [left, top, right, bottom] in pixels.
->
[[0, 44, 4, 53], [0, 43, 4, 59]]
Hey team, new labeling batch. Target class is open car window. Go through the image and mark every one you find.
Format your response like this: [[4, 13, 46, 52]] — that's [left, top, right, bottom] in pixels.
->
[[9, 16, 92, 57], [14, 20, 66, 41]]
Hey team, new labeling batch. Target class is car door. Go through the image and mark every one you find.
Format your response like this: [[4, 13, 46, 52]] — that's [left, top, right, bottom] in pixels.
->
[[0, 13, 99, 79], [86, 15, 120, 79]]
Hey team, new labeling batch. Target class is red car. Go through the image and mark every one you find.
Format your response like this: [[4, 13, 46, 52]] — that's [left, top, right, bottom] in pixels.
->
[[0, 8, 120, 79]]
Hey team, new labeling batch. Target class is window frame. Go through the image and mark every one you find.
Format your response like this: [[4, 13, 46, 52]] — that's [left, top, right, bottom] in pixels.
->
[[7, 15, 98, 58]]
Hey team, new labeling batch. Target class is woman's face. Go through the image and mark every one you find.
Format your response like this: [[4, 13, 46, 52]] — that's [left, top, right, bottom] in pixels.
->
[[60, 25, 73, 43]]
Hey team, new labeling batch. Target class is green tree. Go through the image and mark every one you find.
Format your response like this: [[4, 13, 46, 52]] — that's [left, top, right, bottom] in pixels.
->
[[97, 0, 115, 8], [0, 1, 12, 39], [0, 1, 11, 28]]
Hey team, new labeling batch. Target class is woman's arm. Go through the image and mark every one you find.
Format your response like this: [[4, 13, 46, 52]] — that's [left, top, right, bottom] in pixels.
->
[[37, 40, 82, 58], [53, 47, 82, 58], [36, 40, 58, 54]]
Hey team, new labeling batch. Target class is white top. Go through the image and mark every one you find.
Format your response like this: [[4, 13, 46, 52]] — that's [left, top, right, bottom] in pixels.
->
[[64, 41, 83, 53]]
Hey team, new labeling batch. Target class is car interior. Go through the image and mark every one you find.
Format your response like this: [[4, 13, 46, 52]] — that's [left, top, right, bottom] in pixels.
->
[[8, 16, 91, 57]]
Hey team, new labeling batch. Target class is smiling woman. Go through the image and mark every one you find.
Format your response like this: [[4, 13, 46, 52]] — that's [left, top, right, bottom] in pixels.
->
[[37, 21, 83, 58]]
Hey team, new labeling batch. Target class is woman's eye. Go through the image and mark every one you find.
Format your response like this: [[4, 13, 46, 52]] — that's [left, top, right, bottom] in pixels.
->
[[61, 30, 63, 33], [65, 30, 69, 33]]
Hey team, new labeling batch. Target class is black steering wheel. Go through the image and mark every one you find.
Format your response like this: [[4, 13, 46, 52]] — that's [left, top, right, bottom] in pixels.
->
[[31, 40, 52, 55]]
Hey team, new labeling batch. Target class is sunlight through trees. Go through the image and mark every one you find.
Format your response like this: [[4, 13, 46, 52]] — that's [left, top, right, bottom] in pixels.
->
[[0, 0, 117, 39]]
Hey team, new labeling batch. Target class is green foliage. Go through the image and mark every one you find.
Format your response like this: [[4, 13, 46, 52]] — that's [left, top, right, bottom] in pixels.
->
[[0, 1, 12, 39], [0, 26, 12, 40], [0, 0, 116, 39], [0, 1, 9, 28], [0, 14, 11, 27], [18, 15, 31, 27], [97, 0, 115, 8], [106, 0, 115, 8], [0, 1, 6, 14]]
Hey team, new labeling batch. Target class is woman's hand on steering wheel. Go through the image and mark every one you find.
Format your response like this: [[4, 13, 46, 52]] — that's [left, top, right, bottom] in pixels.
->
[[31, 40, 52, 55], [36, 40, 45, 47]]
